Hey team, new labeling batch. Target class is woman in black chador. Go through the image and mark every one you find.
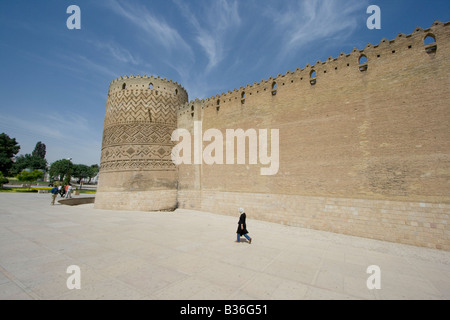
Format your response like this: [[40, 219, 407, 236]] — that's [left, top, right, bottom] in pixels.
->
[[236, 208, 252, 244]]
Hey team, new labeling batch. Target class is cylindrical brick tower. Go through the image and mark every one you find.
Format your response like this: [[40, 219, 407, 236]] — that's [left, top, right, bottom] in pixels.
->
[[95, 75, 188, 211]]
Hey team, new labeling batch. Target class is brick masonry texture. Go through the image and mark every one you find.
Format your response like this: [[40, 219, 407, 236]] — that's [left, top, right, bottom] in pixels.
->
[[97, 22, 450, 250], [95, 76, 187, 211]]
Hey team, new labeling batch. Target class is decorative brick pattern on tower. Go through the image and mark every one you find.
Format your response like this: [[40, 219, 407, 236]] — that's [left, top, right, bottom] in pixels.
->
[[95, 76, 188, 211]]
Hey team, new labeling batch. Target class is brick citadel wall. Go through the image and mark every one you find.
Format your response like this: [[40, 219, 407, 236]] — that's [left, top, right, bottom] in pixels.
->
[[98, 22, 450, 250], [176, 21, 450, 250]]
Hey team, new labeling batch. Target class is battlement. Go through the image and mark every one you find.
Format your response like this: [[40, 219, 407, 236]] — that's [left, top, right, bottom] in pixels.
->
[[178, 20, 449, 115], [109, 74, 188, 102]]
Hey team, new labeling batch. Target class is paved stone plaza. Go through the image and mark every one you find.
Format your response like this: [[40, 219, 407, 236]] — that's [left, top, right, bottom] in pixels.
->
[[0, 193, 449, 300]]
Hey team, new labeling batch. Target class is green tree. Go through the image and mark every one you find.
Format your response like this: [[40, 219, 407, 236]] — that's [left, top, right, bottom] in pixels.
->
[[17, 170, 43, 189], [0, 133, 20, 176], [0, 172, 8, 188], [49, 159, 73, 182], [88, 164, 99, 183], [72, 164, 99, 188], [32, 141, 46, 159], [72, 164, 90, 184], [11, 154, 47, 175]]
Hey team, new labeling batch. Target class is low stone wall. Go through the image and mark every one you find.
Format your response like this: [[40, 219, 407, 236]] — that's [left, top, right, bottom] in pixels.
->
[[58, 197, 95, 206]]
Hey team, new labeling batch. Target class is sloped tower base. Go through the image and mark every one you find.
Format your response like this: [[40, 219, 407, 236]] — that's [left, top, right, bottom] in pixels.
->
[[95, 171, 178, 211]]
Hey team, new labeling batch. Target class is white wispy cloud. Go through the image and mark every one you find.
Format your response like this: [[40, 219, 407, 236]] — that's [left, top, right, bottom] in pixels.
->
[[108, 0, 193, 57], [73, 55, 119, 79], [173, 0, 241, 72], [266, 0, 368, 53], [93, 41, 142, 66]]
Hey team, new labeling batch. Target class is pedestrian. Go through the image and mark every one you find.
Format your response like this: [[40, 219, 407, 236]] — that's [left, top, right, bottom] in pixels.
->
[[50, 185, 59, 205], [59, 185, 65, 197], [235, 208, 252, 244], [65, 184, 73, 198]]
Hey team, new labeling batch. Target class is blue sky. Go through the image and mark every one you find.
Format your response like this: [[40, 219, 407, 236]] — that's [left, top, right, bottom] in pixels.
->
[[0, 0, 449, 166]]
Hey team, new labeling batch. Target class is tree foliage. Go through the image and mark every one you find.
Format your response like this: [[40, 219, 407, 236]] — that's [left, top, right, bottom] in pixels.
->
[[49, 159, 73, 181], [89, 164, 99, 182], [72, 164, 90, 182], [17, 170, 44, 187], [11, 154, 47, 175], [72, 164, 99, 183], [0, 172, 8, 187], [32, 141, 46, 159], [0, 133, 20, 176]]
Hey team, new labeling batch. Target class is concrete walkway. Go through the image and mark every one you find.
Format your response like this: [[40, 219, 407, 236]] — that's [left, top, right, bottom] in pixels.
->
[[0, 193, 449, 300]]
